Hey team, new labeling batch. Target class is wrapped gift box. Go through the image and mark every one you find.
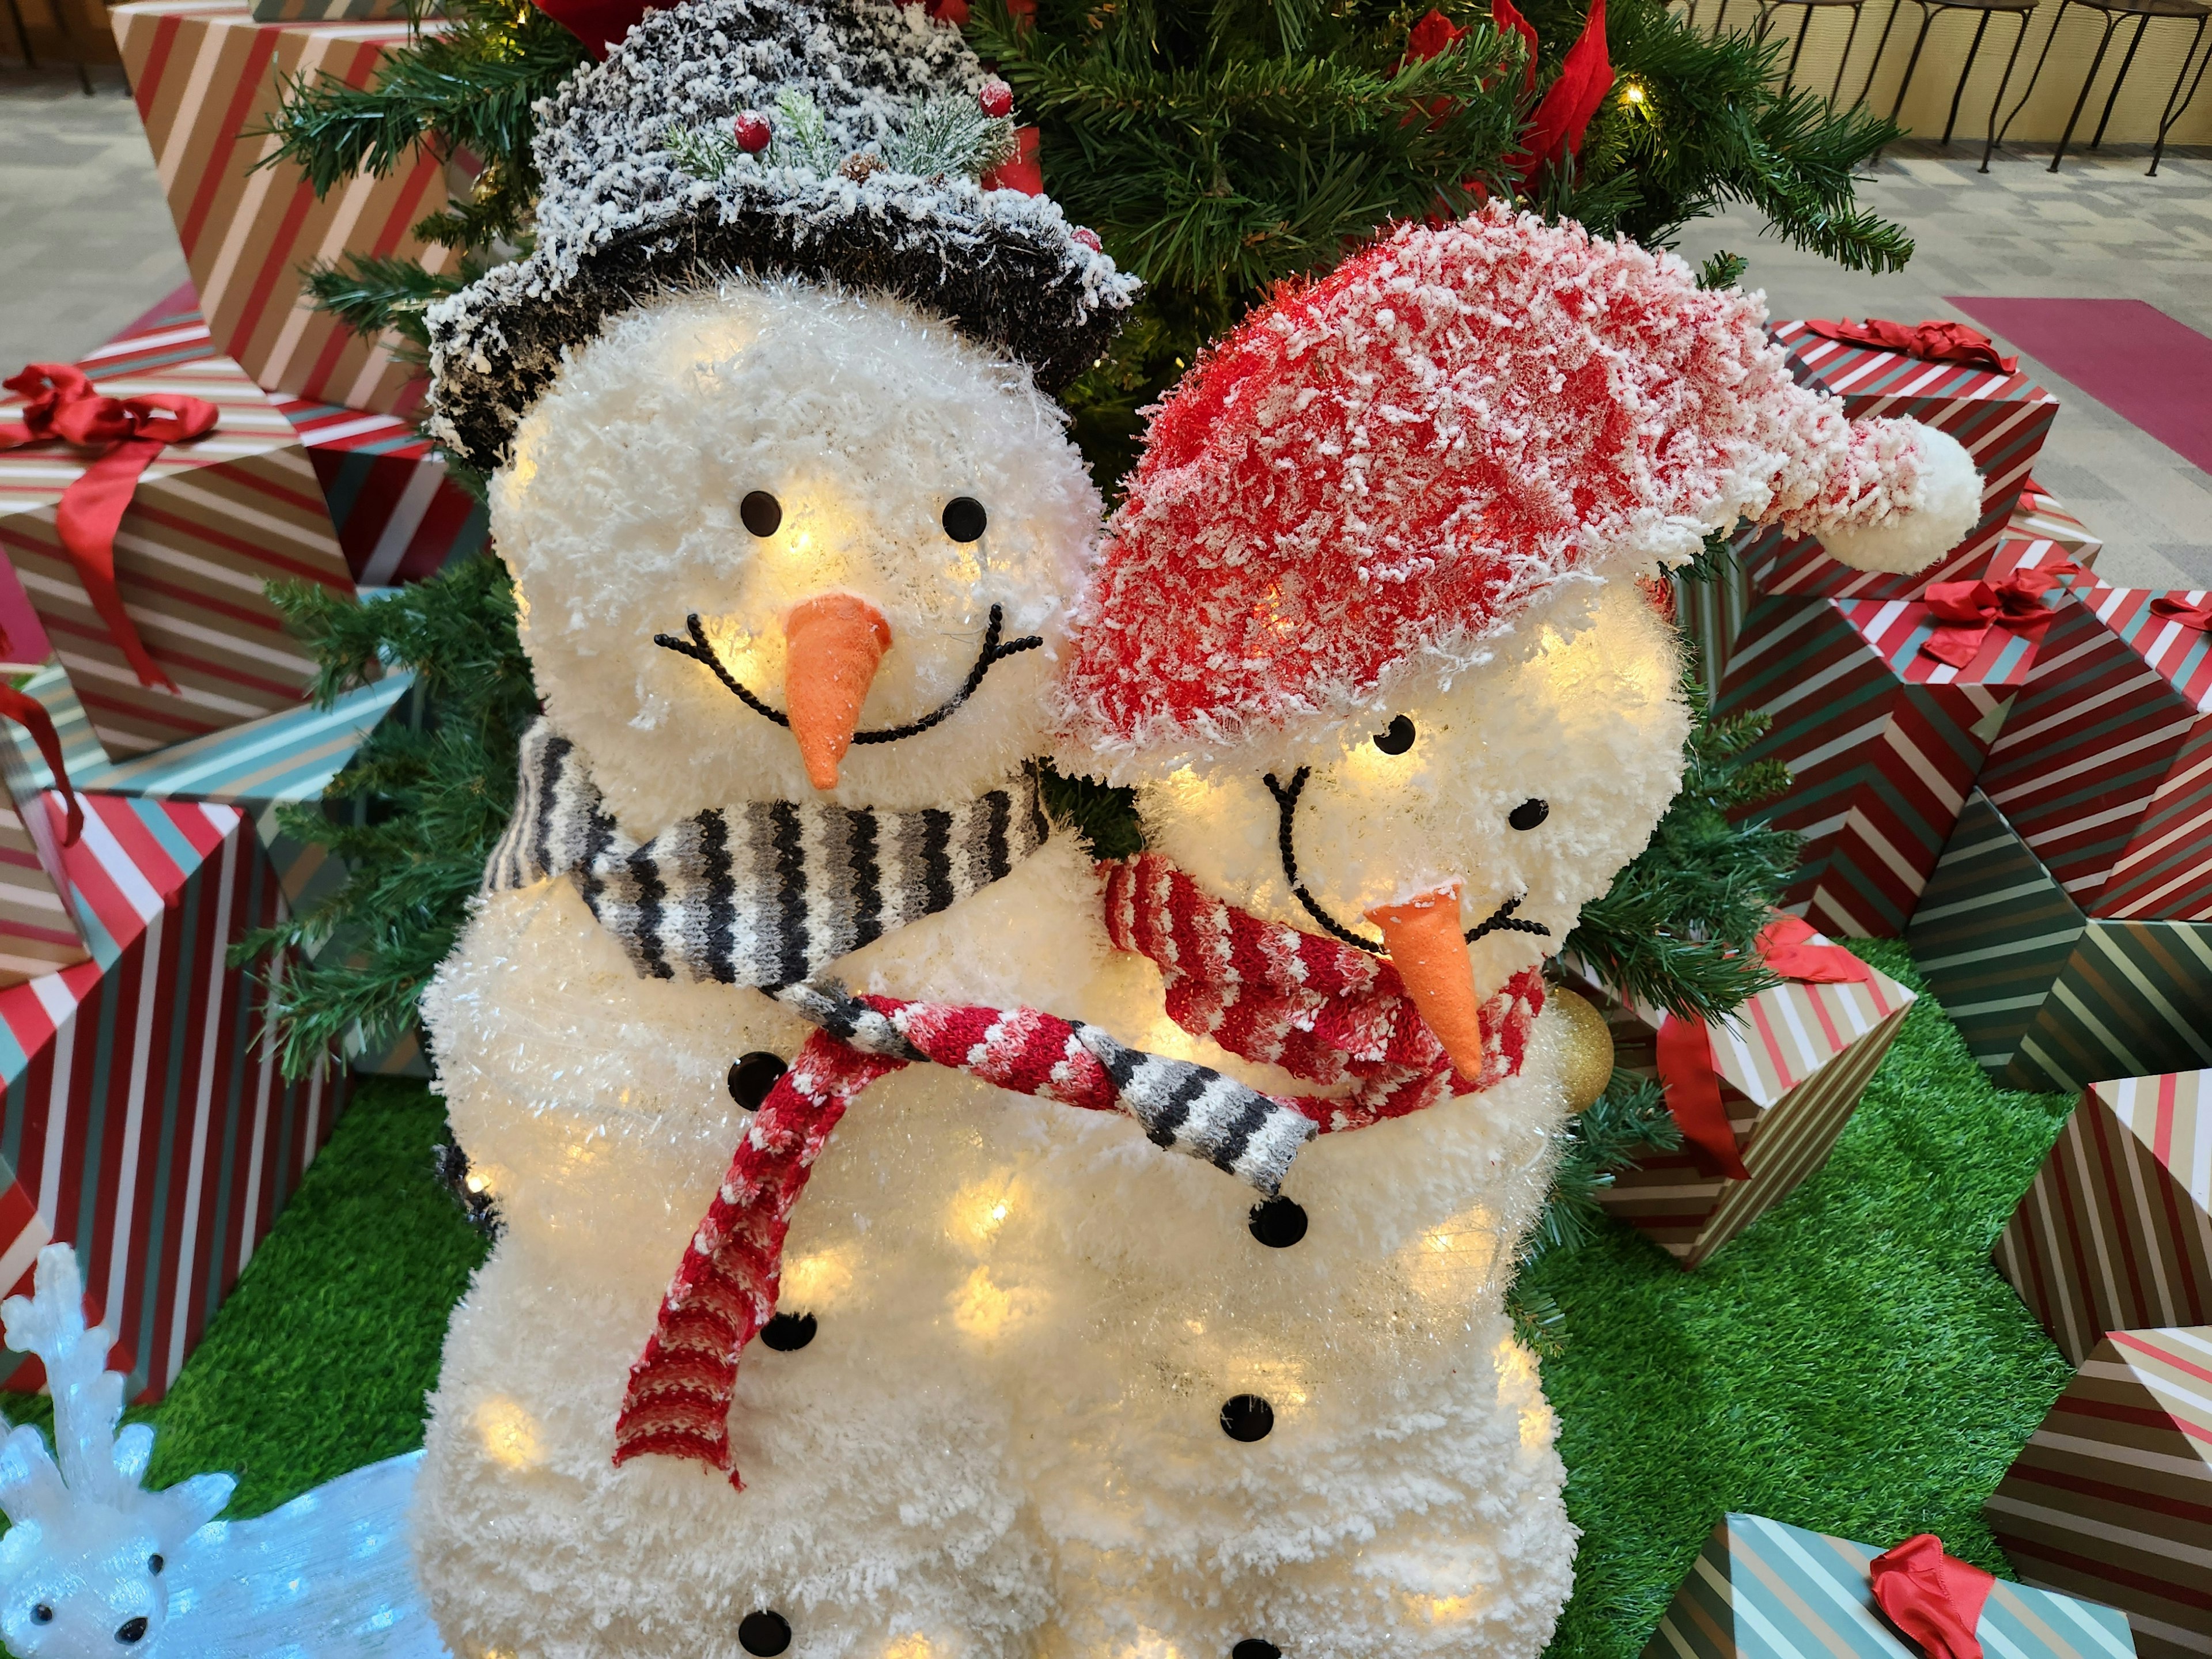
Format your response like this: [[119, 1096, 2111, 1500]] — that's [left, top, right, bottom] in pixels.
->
[[109, 0, 458, 416], [0, 792, 343, 1401], [1978, 581, 2212, 922], [1995, 1070, 2211, 1364], [1645, 1512, 2135, 1659], [1732, 321, 2059, 603], [1907, 790, 2212, 1092], [0, 704, 92, 986], [1718, 592, 2050, 937], [0, 338, 357, 759], [2006, 476, 2104, 569], [249, 0, 408, 17], [277, 397, 488, 585], [1563, 933, 1916, 1268], [1986, 1326, 2211, 1659]]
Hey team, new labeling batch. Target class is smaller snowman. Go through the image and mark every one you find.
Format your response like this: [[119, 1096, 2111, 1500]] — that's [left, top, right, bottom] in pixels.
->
[[991, 209, 1982, 1659]]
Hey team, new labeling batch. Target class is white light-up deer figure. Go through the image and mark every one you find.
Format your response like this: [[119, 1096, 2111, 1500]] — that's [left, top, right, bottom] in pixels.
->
[[0, 1245, 447, 1659]]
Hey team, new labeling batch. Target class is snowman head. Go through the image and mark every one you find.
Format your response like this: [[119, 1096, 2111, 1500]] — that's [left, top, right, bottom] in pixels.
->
[[427, 0, 1136, 828], [1055, 210, 1975, 1075]]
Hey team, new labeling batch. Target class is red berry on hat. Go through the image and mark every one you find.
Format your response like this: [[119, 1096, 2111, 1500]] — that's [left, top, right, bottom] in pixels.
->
[[1073, 228, 1103, 252], [733, 111, 771, 153], [978, 78, 1014, 118]]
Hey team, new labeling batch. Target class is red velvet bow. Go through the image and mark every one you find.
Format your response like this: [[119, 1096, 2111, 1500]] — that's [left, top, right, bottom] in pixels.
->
[[1512, 0, 1611, 180], [1802, 318, 2018, 374], [0, 364, 216, 694], [1918, 562, 2084, 667], [1869, 1534, 1995, 1659], [2149, 594, 2212, 631], [1654, 916, 1869, 1181]]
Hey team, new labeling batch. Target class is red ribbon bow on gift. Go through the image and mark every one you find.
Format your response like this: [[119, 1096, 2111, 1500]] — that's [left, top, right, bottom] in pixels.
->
[[1870, 1534, 1996, 1659], [1918, 562, 2086, 668], [2149, 593, 2212, 631], [1654, 916, 1869, 1181], [1802, 318, 2018, 374], [1, 363, 217, 694]]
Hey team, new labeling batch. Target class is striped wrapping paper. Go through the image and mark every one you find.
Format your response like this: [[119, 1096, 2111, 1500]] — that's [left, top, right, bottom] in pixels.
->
[[1907, 790, 2212, 1093], [1646, 1512, 2134, 1659], [1986, 1326, 2212, 1659], [1980, 581, 2212, 923], [0, 724, 89, 987], [249, 0, 408, 18], [1995, 1071, 2211, 1365], [1719, 592, 2046, 938], [1733, 320, 2059, 602], [2006, 476, 2106, 570], [1563, 933, 1915, 1268], [0, 347, 356, 758], [109, 0, 457, 416], [0, 792, 343, 1401], [1674, 552, 1755, 706]]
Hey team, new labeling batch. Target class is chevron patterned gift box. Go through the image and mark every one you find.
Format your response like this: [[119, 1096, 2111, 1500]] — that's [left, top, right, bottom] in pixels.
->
[[1643, 1512, 2134, 1659], [109, 0, 459, 417], [1985, 1326, 2212, 1659], [1994, 1070, 2211, 1365], [0, 792, 343, 1401], [1564, 934, 1915, 1268], [1719, 591, 2050, 938], [1978, 581, 2212, 923], [1730, 321, 2058, 603], [1907, 790, 2212, 1092]]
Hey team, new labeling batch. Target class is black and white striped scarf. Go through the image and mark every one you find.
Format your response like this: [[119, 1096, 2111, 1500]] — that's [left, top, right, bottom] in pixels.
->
[[486, 718, 1048, 988]]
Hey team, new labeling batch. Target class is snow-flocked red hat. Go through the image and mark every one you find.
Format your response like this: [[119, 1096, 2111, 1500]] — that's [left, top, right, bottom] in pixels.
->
[[1054, 206, 1980, 775]]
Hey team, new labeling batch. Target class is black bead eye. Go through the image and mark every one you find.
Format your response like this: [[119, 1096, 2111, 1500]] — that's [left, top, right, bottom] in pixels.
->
[[738, 1610, 792, 1656], [942, 497, 988, 542], [1248, 1196, 1307, 1248], [1509, 798, 1549, 832], [1372, 715, 1415, 755], [740, 490, 782, 537], [32, 1605, 52, 1624], [1233, 1643, 1283, 1659], [148, 1554, 164, 1575], [728, 1052, 787, 1111], [760, 1311, 816, 1350], [1220, 1393, 1275, 1441]]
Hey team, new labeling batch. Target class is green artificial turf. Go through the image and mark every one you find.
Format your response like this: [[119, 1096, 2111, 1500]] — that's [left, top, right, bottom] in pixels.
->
[[0, 944, 2080, 1659]]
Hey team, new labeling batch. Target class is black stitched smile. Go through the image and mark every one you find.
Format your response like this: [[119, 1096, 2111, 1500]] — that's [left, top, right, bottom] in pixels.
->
[[1261, 766, 1553, 956], [654, 603, 1043, 745]]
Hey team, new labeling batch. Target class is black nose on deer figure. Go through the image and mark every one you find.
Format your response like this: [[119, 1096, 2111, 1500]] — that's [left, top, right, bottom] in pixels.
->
[[116, 1616, 149, 1644]]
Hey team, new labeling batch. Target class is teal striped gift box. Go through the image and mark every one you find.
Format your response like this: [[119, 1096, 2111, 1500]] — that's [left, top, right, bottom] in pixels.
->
[[1906, 790, 2212, 1092], [1646, 1513, 2134, 1659]]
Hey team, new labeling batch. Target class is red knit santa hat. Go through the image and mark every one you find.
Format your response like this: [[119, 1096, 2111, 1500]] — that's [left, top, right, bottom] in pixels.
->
[[1054, 206, 1979, 774]]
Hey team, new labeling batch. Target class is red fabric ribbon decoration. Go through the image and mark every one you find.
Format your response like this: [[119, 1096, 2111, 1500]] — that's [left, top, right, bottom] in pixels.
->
[[2149, 593, 2212, 631], [1918, 562, 2084, 668], [1512, 0, 1612, 180], [1653, 916, 1868, 1181], [1869, 1534, 1995, 1659], [0, 685, 82, 847], [527, 0, 658, 58], [1802, 318, 2018, 374], [1492, 0, 1541, 93], [980, 126, 1043, 195], [0, 363, 216, 694]]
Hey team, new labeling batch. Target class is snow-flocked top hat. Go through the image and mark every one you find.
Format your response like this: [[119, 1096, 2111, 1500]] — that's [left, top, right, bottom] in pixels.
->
[[1054, 206, 1980, 777], [426, 0, 1138, 467]]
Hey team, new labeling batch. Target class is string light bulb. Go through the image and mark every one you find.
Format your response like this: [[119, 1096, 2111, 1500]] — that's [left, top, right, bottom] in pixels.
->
[[1623, 80, 1646, 104]]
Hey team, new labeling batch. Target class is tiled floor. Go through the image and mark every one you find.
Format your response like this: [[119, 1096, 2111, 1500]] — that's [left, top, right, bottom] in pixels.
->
[[2, 74, 2207, 584]]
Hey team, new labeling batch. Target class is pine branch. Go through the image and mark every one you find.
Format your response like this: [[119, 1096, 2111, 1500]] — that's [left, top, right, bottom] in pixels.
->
[[301, 253, 475, 356]]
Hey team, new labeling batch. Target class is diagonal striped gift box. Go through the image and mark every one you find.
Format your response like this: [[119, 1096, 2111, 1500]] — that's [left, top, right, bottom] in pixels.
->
[[249, 0, 406, 17], [1720, 592, 2046, 938], [1985, 1326, 2212, 1659], [1732, 321, 2059, 603], [1645, 1512, 2134, 1659], [1907, 790, 2212, 1093], [0, 793, 343, 1401], [1995, 1071, 2211, 1366], [2005, 478, 2105, 570], [1564, 932, 1915, 1269], [109, 0, 458, 417], [1980, 581, 2212, 923]]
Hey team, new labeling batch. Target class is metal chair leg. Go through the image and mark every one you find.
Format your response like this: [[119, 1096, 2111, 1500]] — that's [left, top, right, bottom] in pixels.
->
[[1980, 8, 2035, 168], [2090, 12, 2152, 146], [1891, 1, 1941, 126], [6, 0, 43, 71], [1782, 2, 1815, 92], [2149, 13, 2211, 173], [1859, 0, 1909, 105], [1942, 9, 1995, 141], [1832, 0, 1869, 101], [2051, 9, 2123, 170]]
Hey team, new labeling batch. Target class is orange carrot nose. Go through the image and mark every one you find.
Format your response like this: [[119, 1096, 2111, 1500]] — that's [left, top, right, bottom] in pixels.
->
[[783, 593, 892, 790], [1366, 884, 1486, 1083]]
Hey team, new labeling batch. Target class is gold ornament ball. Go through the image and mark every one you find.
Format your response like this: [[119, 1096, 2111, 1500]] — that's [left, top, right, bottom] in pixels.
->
[[1549, 987, 1615, 1114]]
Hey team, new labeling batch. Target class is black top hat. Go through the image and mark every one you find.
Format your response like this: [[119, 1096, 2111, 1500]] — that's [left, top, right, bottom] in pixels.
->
[[426, 0, 1138, 467]]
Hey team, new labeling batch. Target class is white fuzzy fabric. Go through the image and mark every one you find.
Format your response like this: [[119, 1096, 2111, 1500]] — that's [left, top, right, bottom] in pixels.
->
[[1811, 423, 1983, 573]]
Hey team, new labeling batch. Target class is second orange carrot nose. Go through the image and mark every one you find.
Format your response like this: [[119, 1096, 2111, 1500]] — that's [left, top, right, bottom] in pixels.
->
[[1366, 884, 1486, 1084], [784, 593, 892, 791]]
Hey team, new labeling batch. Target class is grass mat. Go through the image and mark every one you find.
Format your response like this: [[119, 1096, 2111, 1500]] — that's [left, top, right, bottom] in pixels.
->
[[0, 944, 2078, 1658]]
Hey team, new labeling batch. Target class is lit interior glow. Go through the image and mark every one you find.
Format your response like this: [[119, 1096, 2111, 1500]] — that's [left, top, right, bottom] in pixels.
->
[[782, 1246, 856, 1307], [475, 1397, 543, 1471]]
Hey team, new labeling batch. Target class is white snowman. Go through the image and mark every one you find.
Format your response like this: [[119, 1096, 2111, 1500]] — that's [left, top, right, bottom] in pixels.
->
[[988, 210, 1982, 1659], [411, 2, 1162, 1656]]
